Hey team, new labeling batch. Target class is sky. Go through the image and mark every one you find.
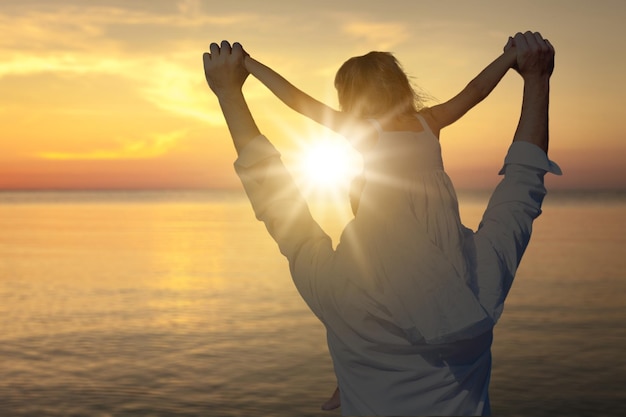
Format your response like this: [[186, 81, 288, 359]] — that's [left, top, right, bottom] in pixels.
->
[[1, 0, 625, 190]]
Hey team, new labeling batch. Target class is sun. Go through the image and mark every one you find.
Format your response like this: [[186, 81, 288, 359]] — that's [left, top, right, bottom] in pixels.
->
[[296, 139, 362, 192]]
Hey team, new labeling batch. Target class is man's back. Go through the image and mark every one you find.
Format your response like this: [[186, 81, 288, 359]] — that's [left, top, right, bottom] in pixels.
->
[[316, 268, 493, 416]]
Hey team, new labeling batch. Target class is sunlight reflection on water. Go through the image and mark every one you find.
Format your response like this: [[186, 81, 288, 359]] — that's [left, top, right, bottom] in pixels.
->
[[0, 190, 624, 416]]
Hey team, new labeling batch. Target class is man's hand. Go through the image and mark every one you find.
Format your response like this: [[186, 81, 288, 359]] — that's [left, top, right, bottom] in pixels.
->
[[202, 40, 260, 153], [203, 40, 249, 97], [513, 31, 555, 80]]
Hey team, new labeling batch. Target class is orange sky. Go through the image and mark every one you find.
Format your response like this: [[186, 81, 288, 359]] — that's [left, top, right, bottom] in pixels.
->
[[1, 0, 625, 190]]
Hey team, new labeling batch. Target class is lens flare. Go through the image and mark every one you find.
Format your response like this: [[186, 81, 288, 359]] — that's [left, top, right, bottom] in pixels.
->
[[295, 139, 362, 193]]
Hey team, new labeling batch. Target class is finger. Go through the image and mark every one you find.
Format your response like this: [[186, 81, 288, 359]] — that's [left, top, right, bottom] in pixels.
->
[[232, 41, 245, 58], [524, 31, 539, 51], [233, 41, 249, 56], [503, 36, 512, 51], [209, 42, 219, 56], [533, 32, 549, 51], [508, 36, 515, 48], [202, 52, 212, 85], [220, 40, 232, 54], [545, 38, 555, 55], [514, 32, 528, 54]]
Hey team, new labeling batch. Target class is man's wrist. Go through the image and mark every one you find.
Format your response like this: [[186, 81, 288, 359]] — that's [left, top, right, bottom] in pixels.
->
[[216, 88, 245, 103], [522, 76, 551, 101], [522, 74, 551, 88]]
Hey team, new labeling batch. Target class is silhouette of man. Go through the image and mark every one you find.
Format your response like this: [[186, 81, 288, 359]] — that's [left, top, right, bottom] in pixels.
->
[[203, 31, 561, 416]]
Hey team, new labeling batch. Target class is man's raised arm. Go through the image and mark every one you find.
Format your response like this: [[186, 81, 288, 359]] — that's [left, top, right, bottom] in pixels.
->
[[203, 41, 334, 319], [511, 31, 555, 153], [469, 31, 561, 322], [203, 41, 259, 154]]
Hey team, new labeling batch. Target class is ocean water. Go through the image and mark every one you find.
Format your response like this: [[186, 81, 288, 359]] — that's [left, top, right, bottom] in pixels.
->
[[0, 190, 624, 417]]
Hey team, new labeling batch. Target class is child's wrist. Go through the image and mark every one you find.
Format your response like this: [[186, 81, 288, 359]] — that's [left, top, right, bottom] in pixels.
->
[[503, 48, 517, 67]]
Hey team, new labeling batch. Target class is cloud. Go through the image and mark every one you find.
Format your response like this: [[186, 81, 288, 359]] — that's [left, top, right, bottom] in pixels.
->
[[0, 4, 256, 126], [37, 129, 188, 160], [0, 4, 254, 48], [0, 54, 128, 77], [135, 57, 226, 125], [341, 20, 410, 50]]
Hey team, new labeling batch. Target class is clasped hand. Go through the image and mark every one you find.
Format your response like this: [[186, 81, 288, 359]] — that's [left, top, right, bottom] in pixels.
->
[[505, 31, 555, 79], [203, 41, 249, 96]]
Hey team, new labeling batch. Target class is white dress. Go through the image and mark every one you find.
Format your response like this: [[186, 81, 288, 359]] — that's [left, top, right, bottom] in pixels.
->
[[335, 114, 492, 343]]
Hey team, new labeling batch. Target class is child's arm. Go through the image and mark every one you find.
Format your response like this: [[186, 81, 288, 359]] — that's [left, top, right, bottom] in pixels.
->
[[244, 56, 374, 151], [425, 38, 518, 133], [244, 56, 341, 128]]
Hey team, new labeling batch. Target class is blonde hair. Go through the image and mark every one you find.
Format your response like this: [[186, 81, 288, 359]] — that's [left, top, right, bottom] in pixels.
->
[[334, 51, 425, 119]]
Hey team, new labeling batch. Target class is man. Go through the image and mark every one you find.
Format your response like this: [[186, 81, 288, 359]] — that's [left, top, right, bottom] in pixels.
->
[[203, 32, 561, 416]]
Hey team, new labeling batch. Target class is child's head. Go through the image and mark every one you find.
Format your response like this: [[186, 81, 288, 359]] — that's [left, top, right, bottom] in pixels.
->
[[334, 51, 424, 119]]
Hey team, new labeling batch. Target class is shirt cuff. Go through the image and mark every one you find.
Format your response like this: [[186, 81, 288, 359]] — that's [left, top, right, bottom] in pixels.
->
[[498, 141, 562, 175], [234, 134, 281, 169]]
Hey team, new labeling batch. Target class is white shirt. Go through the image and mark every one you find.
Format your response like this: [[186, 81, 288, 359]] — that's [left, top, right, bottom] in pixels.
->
[[234, 135, 561, 416]]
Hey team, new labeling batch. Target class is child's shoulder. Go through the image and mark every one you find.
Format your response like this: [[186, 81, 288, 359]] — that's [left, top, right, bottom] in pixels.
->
[[417, 108, 441, 138]]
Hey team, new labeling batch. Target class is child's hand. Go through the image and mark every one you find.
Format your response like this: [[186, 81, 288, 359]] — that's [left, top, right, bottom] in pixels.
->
[[202, 41, 249, 95], [503, 36, 520, 74], [243, 55, 253, 73]]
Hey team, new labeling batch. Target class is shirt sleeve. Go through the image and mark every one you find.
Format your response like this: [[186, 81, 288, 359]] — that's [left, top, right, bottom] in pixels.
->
[[469, 141, 561, 322], [497, 141, 562, 176], [490, 142, 562, 215], [234, 135, 334, 320]]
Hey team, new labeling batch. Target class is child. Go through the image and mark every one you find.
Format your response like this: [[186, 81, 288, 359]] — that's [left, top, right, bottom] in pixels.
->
[[244, 39, 516, 209], [243, 39, 518, 410]]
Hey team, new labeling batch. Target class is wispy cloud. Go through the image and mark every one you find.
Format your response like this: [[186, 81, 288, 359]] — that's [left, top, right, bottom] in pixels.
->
[[0, 5, 254, 51], [341, 20, 410, 50], [37, 129, 188, 160], [0, 5, 255, 127]]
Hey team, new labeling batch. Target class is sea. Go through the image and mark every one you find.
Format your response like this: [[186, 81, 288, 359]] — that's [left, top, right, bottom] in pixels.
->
[[0, 189, 624, 417]]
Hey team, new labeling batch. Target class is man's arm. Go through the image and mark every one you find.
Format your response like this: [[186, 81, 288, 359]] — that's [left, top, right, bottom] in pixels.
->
[[511, 31, 555, 153], [203, 41, 260, 154], [469, 32, 560, 321], [203, 41, 333, 318], [426, 38, 518, 133]]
